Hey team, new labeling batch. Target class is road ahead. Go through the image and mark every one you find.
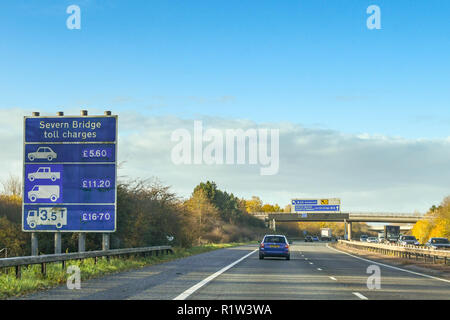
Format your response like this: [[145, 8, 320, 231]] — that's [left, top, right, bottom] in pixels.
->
[[23, 243, 450, 300]]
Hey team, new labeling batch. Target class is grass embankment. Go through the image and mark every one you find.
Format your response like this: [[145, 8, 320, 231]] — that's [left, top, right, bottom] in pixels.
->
[[0, 242, 248, 299]]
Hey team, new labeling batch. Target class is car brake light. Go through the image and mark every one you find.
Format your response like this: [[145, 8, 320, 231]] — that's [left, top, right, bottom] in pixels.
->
[[260, 243, 264, 248], [285, 244, 289, 249]]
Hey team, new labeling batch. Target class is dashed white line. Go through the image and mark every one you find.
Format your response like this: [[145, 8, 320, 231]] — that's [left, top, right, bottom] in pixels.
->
[[309, 262, 313, 265], [353, 292, 368, 300], [317, 268, 322, 271], [173, 249, 257, 300], [329, 276, 337, 281]]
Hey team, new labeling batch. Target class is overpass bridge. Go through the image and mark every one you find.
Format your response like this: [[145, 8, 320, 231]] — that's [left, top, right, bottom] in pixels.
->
[[251, 212, 425, 240]]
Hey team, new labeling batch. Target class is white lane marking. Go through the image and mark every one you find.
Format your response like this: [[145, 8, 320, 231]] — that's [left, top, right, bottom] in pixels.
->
[[317, 268, 322, 271], [353, 292, 368, 300], [309, 262, 313, 265], [173, 249, 257, 300], [329, 276, 337, 281], [326, 244, 450, 284]]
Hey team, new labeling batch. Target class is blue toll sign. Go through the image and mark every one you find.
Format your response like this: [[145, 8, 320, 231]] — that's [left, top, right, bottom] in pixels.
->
[[22, 115, 117, 232]]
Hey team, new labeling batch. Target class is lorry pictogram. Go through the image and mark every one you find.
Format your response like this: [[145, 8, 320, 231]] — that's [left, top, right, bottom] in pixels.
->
[[27, 207, 67, 229]]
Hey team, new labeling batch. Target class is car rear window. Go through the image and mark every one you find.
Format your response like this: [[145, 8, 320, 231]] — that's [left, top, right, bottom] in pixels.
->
[[264, 236, 286, 244], [403, 236, 416, 240], [432, 238, 449, 244]]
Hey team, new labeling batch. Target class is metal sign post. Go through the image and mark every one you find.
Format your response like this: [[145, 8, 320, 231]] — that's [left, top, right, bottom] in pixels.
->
[[22, 110, 118, 254]]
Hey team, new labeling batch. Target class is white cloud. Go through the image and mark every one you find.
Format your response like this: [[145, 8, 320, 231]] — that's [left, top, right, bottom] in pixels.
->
[[1, 108, 449, 213]]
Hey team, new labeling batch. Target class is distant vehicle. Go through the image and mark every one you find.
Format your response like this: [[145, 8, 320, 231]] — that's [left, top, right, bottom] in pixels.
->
[[28, 185, 60, 202], [28, 147, 57, 161], [312, 236, 319, 241], [28, 167, 60, 182], [384, 225, 401, 243], [259, 235, 290, 260], [366, 237, 378, 243], [398, 235, 419, 246], [425, 238, 450, 250], [321, 228, 332, 241], [304, 235, 313, 242], [27, 207, 67, 229], [378, 232, 385, 242], [360, 235, 368, 242]]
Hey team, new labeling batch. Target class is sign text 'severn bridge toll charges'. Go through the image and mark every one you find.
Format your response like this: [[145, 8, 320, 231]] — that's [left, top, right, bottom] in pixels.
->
[[22, 115, 117, 232]]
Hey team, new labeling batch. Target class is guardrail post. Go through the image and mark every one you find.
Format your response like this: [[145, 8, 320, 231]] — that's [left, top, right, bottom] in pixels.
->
[[41, 263, 46, 277], [78, 233, 86, 252], [347, 222, 352, 240], [54, 232, 62, 254], [15, 265, 21, 279], [31, 233, 38, 256]]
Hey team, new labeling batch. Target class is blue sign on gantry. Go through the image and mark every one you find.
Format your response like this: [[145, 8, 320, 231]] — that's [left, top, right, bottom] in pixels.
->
[[22, 116, 118, 232]]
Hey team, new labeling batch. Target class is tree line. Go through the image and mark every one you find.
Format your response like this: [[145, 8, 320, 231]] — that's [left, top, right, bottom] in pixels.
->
[[411, 196, 450, 243], [0, 178, 268, 257], [3, 174, 442, 257]]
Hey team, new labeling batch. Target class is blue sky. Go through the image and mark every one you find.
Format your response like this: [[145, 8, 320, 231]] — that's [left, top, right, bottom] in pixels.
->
[[1, 1, 450, 212], [1, 0, 450, 138]]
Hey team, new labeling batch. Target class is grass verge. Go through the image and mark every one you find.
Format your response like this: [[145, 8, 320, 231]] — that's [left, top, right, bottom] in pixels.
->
[[0, 242, 248, 299]]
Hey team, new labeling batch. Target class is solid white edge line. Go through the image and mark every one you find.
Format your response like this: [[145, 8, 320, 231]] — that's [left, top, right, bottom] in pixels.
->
[[353, 292, 368, 300], [326, 244, 450, 284], [173, 249, 258, 300]]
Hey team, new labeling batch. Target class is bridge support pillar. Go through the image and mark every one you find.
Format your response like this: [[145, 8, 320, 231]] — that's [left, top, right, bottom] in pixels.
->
[[347, 222, 352, 240], [270, 219, 276, 231]]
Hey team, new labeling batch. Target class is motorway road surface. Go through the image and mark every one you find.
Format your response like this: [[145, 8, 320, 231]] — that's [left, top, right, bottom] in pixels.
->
[[21, 243, 450, 300]]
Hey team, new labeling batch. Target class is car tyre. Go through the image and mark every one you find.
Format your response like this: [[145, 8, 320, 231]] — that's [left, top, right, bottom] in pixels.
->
[[286, 255, 290, 260], [259, 254, 264, 260], [51, 176, 57, 181], [56, 223, 62, 229], [29, 222, 36, 229], [48, 156, 53, 161], [29, 195, 37, 202], [28, 155, 35, 161], [50, 195, 58, 202], [29, 176, 35, 181]]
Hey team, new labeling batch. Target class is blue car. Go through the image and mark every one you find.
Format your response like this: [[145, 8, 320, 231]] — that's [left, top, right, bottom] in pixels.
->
[[259, 235, 290, 260]]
